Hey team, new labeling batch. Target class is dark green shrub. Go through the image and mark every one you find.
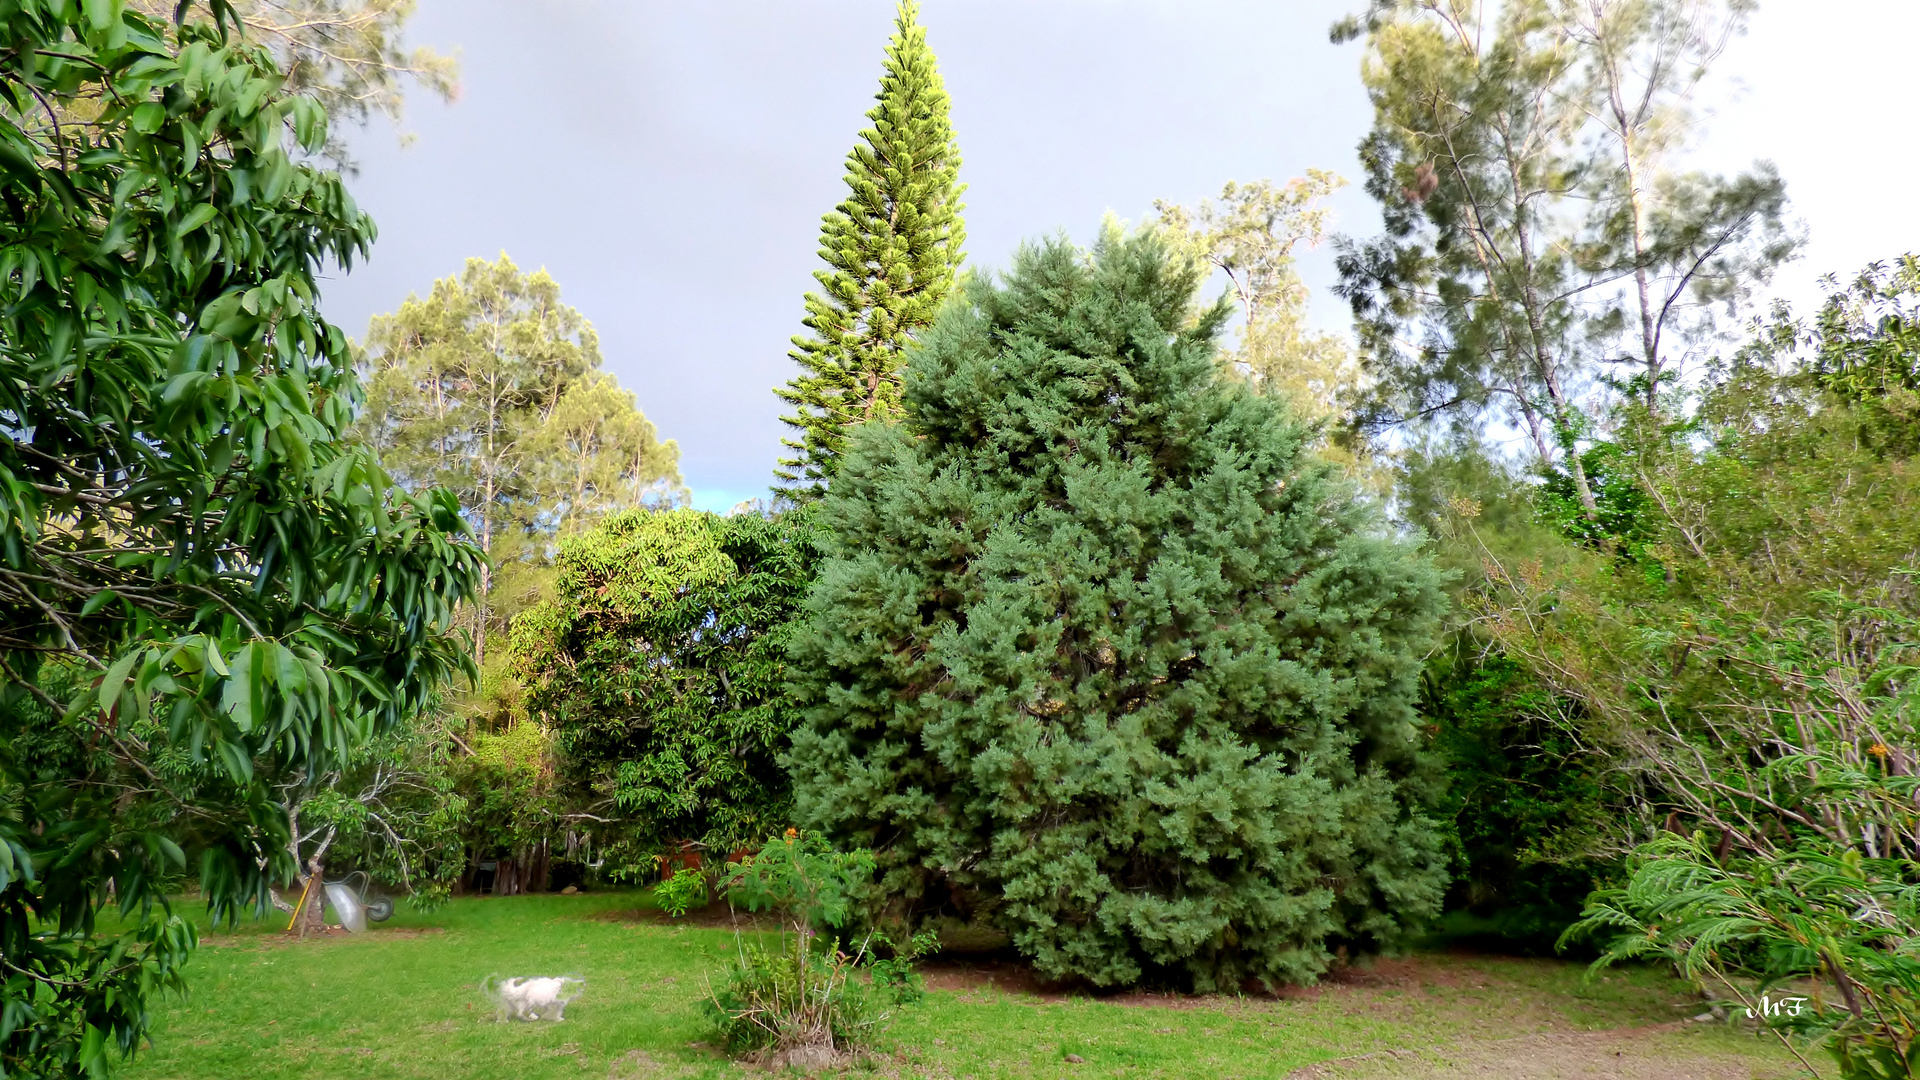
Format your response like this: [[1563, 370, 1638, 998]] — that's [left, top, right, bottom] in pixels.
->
[[516, 508, 821, 877], [787, 229, 1450, 990], [1421, 643, 1613, 954]]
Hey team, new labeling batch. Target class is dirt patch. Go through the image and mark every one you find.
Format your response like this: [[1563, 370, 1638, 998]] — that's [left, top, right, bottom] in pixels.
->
[[585, 902, 778, 931], [1288, 1023, 1802, 1080], [920, 951, 1490, 1005], [922, 955, 1065, 998]]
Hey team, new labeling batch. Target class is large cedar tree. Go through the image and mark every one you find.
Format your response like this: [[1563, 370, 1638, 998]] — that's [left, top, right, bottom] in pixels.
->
[[787, 231, 1448, 990]]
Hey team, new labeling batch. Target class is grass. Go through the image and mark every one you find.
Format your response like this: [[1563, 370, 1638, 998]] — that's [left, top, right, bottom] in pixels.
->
[[117, 892, 1807, 1080]]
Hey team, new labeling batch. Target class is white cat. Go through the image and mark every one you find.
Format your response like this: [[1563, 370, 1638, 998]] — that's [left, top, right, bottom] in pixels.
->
[[482, 975, 585, 1022]]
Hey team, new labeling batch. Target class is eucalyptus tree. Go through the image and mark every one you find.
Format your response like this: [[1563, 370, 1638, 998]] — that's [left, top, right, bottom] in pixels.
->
[[775, 0, 966, 498], [355, 256, 681, 664], [1156, 172, 1359, 419], [0, 2, 480, 1072], [1334, 0, 1793, 517], [528, 373, 685, 537]]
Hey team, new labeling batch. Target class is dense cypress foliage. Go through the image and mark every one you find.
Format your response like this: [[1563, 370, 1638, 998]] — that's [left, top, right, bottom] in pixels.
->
[[516, 509, 821, 873], [786, 230, 1449, 990], [774, 0, 965, 498]]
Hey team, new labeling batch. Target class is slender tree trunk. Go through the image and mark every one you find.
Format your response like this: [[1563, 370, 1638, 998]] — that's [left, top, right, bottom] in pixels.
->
[[1507, 143, 1600, 522], [1601, 45, 1663, 412]]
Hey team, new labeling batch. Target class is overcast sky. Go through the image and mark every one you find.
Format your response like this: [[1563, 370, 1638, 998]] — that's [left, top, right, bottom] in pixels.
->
[[321, 1, 1920, 512]]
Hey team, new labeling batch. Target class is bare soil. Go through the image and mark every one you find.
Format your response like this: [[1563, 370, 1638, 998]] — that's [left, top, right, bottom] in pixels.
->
[[1290, 1023, 1805, 1080]]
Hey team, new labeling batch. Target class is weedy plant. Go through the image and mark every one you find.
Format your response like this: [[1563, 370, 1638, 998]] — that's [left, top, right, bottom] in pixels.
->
[[701, 832, 933, 1059], [652, 867, 708, 919]]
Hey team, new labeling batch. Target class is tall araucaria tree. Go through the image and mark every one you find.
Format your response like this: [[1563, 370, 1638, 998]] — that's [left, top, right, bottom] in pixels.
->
[[786, 229, 1450, 991], [774, 0, 965, 499], [0, 3, 481, 1073]]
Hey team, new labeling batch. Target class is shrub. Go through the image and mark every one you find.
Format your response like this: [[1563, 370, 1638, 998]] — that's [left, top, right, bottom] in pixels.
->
[[701, 834, 928, 1058], [703, 936, 884, 1056], [1420, 644, 1613, 954], [653, 868, 708, 918], [786, 228, 1450, 990], [1572, 834, 1920, 1079], [516, 509, 821, 878]]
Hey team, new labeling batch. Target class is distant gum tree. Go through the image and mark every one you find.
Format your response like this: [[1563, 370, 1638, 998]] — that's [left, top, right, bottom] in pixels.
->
[[355, 255, 683, 667], [1334, 0, 1795, 520], [1155, 172, 1360, 420]]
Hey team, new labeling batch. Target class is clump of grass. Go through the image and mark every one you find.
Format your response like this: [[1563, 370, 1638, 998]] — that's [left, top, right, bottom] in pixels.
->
[[705, 933, 881, 1054]]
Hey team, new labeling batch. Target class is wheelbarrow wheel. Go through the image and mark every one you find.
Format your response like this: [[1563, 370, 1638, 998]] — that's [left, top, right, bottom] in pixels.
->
[[366, 897, 395, 922]]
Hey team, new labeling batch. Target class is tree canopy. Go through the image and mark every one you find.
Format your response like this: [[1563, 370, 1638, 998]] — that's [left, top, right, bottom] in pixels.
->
[[516, 508, 822, 876], [786, 229, 1450, 990], [1335, 0, 1794, 517], [0, 1, 480, 1072], [355, 254, 682, 665], [774, 0, 966, 498]]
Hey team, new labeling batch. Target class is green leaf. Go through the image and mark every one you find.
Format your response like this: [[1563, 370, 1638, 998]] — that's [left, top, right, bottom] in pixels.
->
[[174, 203, 217, 238], [131, 101, 167, 134], [80, 589, 120, 616], [98, 649, 144, 714]]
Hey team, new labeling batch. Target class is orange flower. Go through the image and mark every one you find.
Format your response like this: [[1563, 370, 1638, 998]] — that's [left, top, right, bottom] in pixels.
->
[[1869, 743, 1891, 758], [784, 827, 799, 841]]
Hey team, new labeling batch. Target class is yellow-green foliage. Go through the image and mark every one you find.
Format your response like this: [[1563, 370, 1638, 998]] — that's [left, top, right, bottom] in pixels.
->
[[468, 722, 554, 776]]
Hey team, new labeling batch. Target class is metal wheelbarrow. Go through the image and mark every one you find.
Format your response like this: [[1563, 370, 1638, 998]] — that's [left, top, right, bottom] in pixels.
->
[[322, 871, 395, 933]]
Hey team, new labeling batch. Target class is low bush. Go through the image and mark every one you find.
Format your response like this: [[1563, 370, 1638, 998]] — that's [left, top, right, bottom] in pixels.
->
[[652, 868, 707, 919], [1573, 833, 1920, 1079], [701, 833, 932, 1059]]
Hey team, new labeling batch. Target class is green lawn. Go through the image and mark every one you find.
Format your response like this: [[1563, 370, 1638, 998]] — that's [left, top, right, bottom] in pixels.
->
[[119, 893, 1806, 1080]]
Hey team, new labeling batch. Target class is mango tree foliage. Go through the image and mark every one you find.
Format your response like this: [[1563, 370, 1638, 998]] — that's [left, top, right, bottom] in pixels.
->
[[516, 509, 821, 876], [0, 2, 480, 1074], [128, 0, 459, 164], [786, 231, 1450, 991]]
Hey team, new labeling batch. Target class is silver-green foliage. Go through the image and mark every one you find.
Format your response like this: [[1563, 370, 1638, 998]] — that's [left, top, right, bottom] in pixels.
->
[[786, 229, 1450, 990]]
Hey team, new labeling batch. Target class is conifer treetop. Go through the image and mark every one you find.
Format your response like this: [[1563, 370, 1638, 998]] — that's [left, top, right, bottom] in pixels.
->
[[774, 0, 966, 500]]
